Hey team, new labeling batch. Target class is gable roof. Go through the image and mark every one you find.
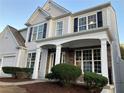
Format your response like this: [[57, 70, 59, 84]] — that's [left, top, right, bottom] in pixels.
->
[[25, 0, 71, 26], [42, 0, 71, 14], [25, 7, 51, 26], [7, 25, 25, 47]]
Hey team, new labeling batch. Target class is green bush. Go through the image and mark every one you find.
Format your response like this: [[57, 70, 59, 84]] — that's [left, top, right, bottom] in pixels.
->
[[2, 67, 33, 79], [46, 64, 82, 85], [2, 67, 20, 77], [84, 72, 108, 89], [45, 73, 55, 79]]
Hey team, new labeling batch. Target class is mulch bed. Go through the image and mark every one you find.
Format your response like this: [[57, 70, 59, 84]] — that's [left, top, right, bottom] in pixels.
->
[[0, 77, 33, 82], [19, 82, 90, 93]]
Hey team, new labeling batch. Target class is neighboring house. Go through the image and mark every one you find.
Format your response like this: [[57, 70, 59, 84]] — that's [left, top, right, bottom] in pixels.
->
[[0, 0, 123, 93]]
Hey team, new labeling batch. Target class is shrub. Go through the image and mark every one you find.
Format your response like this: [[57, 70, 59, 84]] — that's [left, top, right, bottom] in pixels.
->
[[84, 72, 108, 91], [46, 64, 82, 86], [45, 73, 55, 80], [2, 67, 33, 79], [20, 68, 33, 78], [2, 67, 20, 78]]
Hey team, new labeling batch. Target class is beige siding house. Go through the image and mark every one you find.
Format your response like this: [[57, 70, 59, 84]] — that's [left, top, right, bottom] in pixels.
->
[[0, 0, 123, 93]]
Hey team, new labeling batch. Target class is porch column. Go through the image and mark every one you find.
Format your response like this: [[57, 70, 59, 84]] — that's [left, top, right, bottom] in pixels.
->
[[32, 47, 41, 79], [101, 39, 109, 79], [39, 48, 48, 79], [55, 45, 61, 65]]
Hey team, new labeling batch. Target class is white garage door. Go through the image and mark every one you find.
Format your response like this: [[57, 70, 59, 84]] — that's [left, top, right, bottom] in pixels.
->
[[0, 56, 16, 77], [2, 56, 16, 67]]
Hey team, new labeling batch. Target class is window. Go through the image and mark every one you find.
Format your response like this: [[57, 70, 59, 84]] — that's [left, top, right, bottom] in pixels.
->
[[88, 14, 97, 29], [31, 23, 47, 41], [56, 21, 63, 36], [94, 61, 101, 73], [79, 17, 86, 31], [37, 25, 44, 40], [94, 49, 101, 73], [75, 49, 101, 73], [27, 53, 36, 68], [60, 52, 65, 64], [75, 12, 102, 32], [32, 27, 37, 41], [84, 61, 92, 72], [83, 50, 92, 72], [75, 50, 81, 68]]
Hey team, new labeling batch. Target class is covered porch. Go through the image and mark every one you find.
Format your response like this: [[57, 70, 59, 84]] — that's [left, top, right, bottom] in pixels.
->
[[32, 29, 114, 85]]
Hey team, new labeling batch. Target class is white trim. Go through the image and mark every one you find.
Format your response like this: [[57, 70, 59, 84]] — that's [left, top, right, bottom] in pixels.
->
[[3, 54, 16, 57], [76, 12, 98, 32], [75, 48, 101, 74], [31, 22, 47, 41], [27, 52, 36, 68], [48, 52, 55, 73], [32, 48, 41, 79], [61, 52, 65, 64], [26, 27, 31, 43], [55, 45, 61, 65], [55, 20, 64, 36]]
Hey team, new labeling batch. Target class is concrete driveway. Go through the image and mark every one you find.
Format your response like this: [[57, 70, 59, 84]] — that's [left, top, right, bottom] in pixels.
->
[[0, 86, 27, 93]]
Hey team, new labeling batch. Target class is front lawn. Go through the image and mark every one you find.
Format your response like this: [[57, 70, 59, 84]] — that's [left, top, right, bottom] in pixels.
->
[[19, 82, 90, 93]]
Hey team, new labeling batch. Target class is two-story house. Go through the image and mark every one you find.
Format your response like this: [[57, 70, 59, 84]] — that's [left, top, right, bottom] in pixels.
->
[[0, 0, 123, 93]]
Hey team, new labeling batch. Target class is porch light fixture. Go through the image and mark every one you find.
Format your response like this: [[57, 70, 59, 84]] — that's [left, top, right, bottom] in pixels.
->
[[89, 21, 95, 24]]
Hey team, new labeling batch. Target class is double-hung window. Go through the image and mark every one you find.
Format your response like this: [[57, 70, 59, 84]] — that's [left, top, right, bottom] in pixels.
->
[[31, 23, 47, 41], [79, 17, 86, 31], [37, 25, 44, 40], [27, 53, 36, 69], [32, 27, 37, 41], [74, 12, 102, 32], [56, 21, 63, 36], [88, 14, 97, 29]]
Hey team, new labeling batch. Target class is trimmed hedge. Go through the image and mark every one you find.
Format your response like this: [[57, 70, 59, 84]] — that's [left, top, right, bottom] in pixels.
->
[[46, 64, 82, 85], [84, 72, 108, 89], [2, 67, 33, 79]]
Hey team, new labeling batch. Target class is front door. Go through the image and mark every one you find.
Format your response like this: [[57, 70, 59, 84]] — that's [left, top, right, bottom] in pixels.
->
[[48, 53, 55, 73]]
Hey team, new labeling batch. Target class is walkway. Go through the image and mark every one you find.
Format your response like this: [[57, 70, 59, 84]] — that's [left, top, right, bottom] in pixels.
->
[[0, 79, 48, 86]]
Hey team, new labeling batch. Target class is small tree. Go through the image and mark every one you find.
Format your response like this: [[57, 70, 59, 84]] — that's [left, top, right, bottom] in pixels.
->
[[84, 72, 108, 93], [46, 63, 82, 86]]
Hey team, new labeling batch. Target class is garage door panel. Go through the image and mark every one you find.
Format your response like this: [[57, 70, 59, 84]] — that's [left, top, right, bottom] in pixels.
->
[[2, 56, 16, 67]]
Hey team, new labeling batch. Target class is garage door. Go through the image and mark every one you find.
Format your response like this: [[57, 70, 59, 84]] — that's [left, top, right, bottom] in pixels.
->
[[0, 56, 16, 77], [2, 56, 16, 67]]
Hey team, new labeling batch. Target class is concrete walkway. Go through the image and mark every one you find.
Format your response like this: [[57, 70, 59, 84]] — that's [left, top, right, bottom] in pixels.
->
[[0, 86, 27, 93], [0, 79, 48, 86]]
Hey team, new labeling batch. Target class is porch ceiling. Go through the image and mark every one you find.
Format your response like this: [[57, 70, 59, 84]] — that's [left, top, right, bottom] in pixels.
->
[[62, 39, 100, 48]]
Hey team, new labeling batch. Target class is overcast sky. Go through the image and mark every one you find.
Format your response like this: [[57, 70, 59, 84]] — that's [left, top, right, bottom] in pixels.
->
[[0, 0, 123, 43]]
